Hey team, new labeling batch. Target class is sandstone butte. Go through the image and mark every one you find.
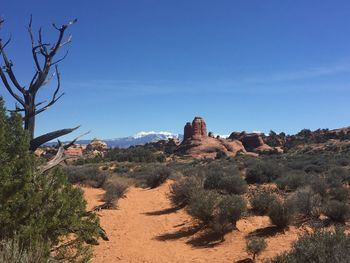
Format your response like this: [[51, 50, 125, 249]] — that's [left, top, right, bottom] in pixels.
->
[[176, 116, 276, 159]]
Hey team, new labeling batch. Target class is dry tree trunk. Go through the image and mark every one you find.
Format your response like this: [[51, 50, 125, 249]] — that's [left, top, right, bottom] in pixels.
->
[[0, 16, 78, 150]]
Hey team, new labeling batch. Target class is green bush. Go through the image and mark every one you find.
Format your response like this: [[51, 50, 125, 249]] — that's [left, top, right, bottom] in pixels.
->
[[245, 160, 282, 184], [144, 166, 171, 188], [246, 237, 267, 261], [328, 186, 349, 202], [309, 176, 327, 197], [218, 175, 248, 195], [168, 176, 203, 207], [290, 187, 322, 218], [203, 165, 247, 194], [250, 188, 276, 215], [187, 190, 220, 225], [268, 199, 294, 228], [103, 176, 130, 208], [105, 146, 166, 163], [203, 168, 223, 190], [328, 167, 350, 184], [323, 200, 350, 223], [65, 165, 108, 188], [0, 235, 48, 263], [212, 195, 246, 237], [269, 228, 350, 263], [0, 98, 99, 262], [275, 171, 307, 191]]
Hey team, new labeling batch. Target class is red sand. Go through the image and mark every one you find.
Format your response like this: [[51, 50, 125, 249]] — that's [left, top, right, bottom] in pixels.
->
[[82, 181, 301, 263]]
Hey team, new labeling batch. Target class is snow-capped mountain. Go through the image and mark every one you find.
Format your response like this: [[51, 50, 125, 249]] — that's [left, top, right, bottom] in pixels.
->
[[105, 131, 182, 148], [45, 131, 182, 148]]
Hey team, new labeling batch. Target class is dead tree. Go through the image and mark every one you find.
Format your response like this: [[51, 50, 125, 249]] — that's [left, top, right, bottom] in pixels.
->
[[0, 16, 78, 151]]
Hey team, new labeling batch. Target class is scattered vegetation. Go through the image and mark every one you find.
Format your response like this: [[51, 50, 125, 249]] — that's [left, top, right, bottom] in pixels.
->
[[102, 176, 130, 209], [268, 199, 295, 229], [65, 165, 109, 188], [269, 227, 350, 263], [0, 98, 99, 262], [168, 176, 203, 207], [250, 188, 277, 215], [144, 166, 172, 188], [246, 237, 267, 261]]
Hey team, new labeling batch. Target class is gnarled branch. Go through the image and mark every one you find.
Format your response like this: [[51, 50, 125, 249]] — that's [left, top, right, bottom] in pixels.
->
[[30, 126, 80, 151]]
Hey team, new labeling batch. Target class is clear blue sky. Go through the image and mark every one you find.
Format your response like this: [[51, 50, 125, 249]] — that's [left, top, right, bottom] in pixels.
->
[[1, 0, 350, 139]]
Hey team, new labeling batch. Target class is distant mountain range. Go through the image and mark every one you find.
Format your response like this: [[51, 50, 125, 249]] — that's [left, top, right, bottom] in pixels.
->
[[46, 131, 183, 148]]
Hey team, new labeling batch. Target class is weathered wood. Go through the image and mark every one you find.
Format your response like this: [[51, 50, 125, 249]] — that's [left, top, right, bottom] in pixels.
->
[[0, 16, 77, 150]]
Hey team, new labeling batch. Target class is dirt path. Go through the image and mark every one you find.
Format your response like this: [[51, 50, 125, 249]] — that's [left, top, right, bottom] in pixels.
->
[[83, 181, 300, 263]]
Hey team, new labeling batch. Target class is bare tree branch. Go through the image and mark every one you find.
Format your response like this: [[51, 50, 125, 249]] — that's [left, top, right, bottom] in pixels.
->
[[35, 65, 64, 115], [0, 66, 25, 106], [0, 16, 77, 150], [30, 126, 80, 151], [0, 38, 26, 94], [37, 129, 87, 174], [28, 15, 41, 72]]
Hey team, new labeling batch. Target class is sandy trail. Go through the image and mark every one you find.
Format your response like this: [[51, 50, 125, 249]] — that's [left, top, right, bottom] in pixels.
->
[[83, 181, 299, 263]]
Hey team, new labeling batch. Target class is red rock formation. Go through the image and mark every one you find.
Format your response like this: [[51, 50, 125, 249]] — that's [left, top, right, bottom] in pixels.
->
[[182, 117, 208, 141], [228, 131, 274, 152], [183, 122, 193, 141], [192, 117, 207, 139], [176, 117, 246, 159]]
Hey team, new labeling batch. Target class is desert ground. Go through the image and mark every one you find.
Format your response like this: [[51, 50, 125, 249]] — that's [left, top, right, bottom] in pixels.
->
[[83, 181, 302, 263]]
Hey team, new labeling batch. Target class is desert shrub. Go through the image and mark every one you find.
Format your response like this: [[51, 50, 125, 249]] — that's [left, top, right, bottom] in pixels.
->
[[218, 175, 248, 195], [203, 169, 223, 189], [215, 150, 227, 159], [204, 165, 247, 194], [323, 200, 350, 223], [0, 98, 99, 262], [65, 165, 108, 188], [113, 165, 130, 174], [212, 194, 246, 240], [169, 176, 203, 207], [105, 146, 166, 163], [328, 186, 349, 202], [335, 157, 350, 166], [327, 167, 350, 184], [0, 236, 48, 263], [144, 166, 172, 188], [275, 171, 307, 191], [245, 160, 283, 184], [269, 228, 350, 263], [103, 176, 130, 208], [268, 199, 295, 228], [304, 164, 324, 174], [290, 187, 322, 218], [187, 190, 220, 225], [246, 237, 267, 261], [309, 176, 327, 197], [250, 188, 276, 215]]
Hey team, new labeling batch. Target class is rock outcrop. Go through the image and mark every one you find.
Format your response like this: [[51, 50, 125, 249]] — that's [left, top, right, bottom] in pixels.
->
[[228, 131, 273, 152], [176, 117, 246, 159], [183, 117, 208, 141], [86, 138, 108, 152]]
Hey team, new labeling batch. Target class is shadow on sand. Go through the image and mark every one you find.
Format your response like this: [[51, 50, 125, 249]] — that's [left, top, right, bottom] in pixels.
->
[[143, 204, 185, 216], [156, 224, 235, 248], [247, 226, 282, 238], [155, 225, 203, 241]]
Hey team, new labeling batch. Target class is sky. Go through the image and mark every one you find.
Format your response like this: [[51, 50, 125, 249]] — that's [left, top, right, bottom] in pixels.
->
[[1, 0, 350, 139]]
